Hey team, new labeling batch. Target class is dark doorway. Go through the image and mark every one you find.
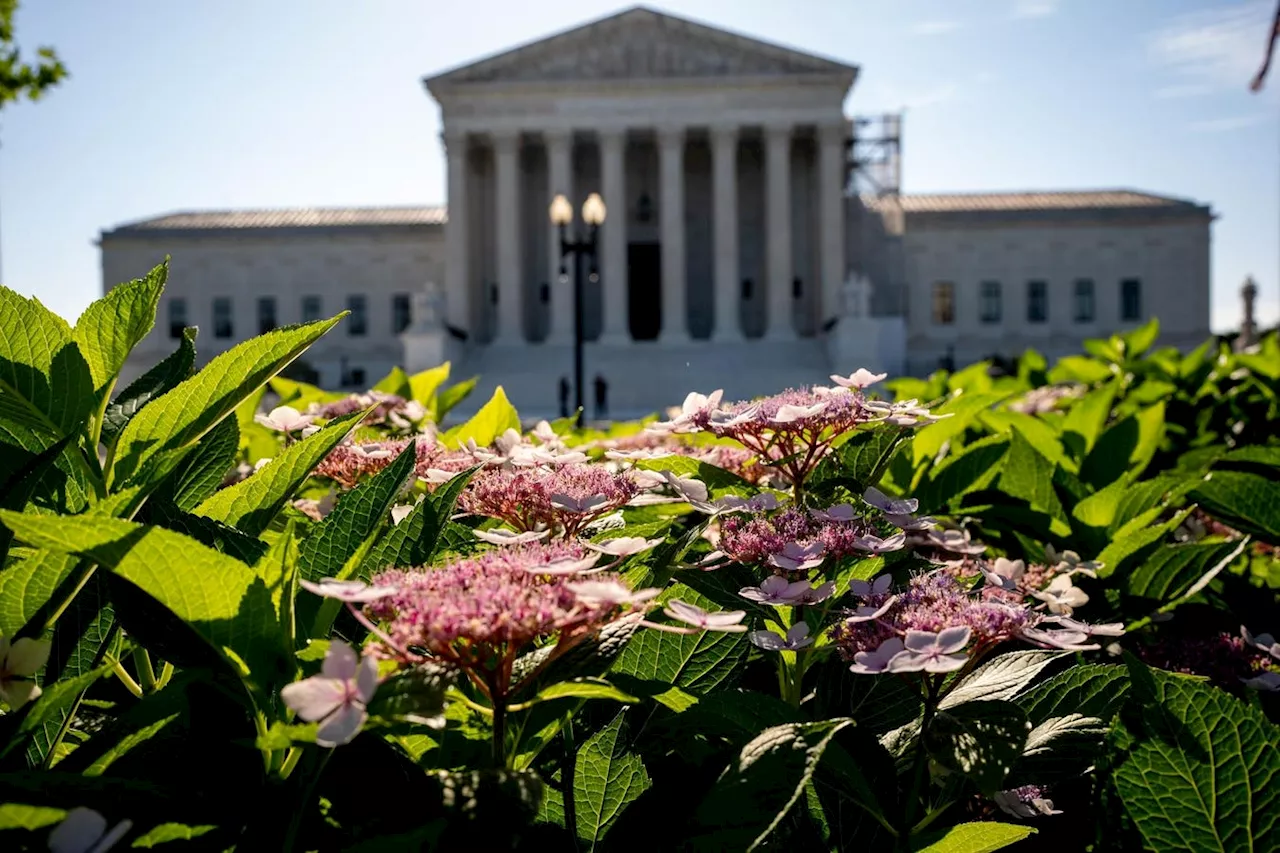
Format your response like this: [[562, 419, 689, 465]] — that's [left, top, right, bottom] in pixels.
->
[[628, 241, 661, 341]]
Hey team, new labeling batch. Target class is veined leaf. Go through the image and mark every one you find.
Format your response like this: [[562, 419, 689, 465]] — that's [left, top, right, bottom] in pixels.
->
[[1110, 658, 1280, 851], [924, 700, 1030, 795], [73, 262, 165, 393], [939, 651, 1068, 710], [911, 391, 1011, 465], [1125, 540, 1244, 603], [914, 434, 1010, 516], [1080, 402, 1165, 489], [100, 326, 196, 446], [994, 428, 1070, 536], [0, 287, 95, 436], [195, 411, 364, 536], [111, 316, 341, 486], [610, 587, 748, 694], [574, 711, 651, 851], [0, 511, 291, 697], [361, 466, 477, 571], [0, 549, 79, 637], [1191, 469, 1280, 545], [692, 718, 856, 851], [0, 664, 110, 759], [1014, 664, 1129, 727], [148, 415, 239, 511]]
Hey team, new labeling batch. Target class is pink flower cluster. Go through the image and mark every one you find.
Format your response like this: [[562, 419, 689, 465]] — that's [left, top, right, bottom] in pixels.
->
[[718, 507, 901, 575], [366, 543, 626, 667], [830, 570, 1122, 675], [313, 438, 434, 488], [649, 376, 941, 487], [457, 463, 640, 538]]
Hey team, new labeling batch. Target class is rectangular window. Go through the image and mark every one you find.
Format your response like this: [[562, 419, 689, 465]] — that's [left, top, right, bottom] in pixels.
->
[[301, 295, 322, 323], [257, 296, 277, 334], [980, 281, 1002, 324], [168, 298, 187, 339], [931, 281, 955, 325], [1121, 278, 1142, 321], [1027, 280, 1047, 323], [347, 295, 367, 336], [1073, 279, 1095, 323], [212, 297, 233, 339], [392, 293, 412, 333]]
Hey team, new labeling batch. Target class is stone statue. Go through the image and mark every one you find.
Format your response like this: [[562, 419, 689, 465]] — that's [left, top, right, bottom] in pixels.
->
[[1238, 275, 1259, 351], [840, 272, 873, 319], [409, 281, 445, 334]]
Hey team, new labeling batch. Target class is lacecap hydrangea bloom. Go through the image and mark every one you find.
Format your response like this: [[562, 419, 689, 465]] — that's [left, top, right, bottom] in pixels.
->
[[457, 463, 640, 538]]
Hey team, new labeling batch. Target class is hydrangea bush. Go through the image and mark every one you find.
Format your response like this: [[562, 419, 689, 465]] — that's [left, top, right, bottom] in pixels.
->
[[0, 263, 1276, 851]]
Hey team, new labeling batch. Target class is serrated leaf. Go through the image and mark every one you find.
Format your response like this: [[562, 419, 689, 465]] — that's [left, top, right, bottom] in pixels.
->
[[574, 710, 651, 851], [361, 467, 478, 571], [915, 435, 1010, 516], [299, 441, 417, 582], [1, 664, 110, 759], [0, 549, 78, 636], [911, 821, 1035, 852], [195, 411, 364, 536], [148, 415, 238, 511], [531, 678, 638, 705], [1014, 664, 1129, 727], [0, 511, 291, 697], [693, 718, 854, 851], [1191, 469, 1280, 545], [73, 262, 165, 393], [924, 700, 1030, 795], [939, 651, 1068, 710], [0, 287, 95, 436], [911, 392, 1011, 466], [141, 500, 269, 565], [100, 327, 197, 446], [1080, 402, 1165, 489], [610, 587, 748, 694], [994, 428, 1070, 536], [1110, 660, 1280, 851], [1125, 540, 1243, 603], [111, 316, 341, 486], [441, 386, 519, 448]]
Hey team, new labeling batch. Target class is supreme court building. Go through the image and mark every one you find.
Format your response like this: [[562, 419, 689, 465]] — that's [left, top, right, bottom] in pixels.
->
[[102, 6, 1214, 418]]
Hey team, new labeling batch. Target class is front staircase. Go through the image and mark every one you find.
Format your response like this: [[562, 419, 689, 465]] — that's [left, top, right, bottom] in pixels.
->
[[449, 338, 837, 422]]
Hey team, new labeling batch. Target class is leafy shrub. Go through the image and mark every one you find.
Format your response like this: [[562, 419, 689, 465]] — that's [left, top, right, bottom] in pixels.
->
[[0, 264, 1276, 851]]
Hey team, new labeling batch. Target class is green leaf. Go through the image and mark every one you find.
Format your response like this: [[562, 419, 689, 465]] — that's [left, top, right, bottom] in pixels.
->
[[1110, 659, 1280, 851], [100, 327, 196, 446], [1191, 469, 1280, 544], [110, 316, 341, 486], [1060, 382, 1117, 460], [924, 700, 1030, 795], [148, 415, 238, 511], [299, 440, 417, 582], [1125, 540, 1244, 603], [131, 823, 218, 848], [939, 651, 1068, 710], [610, 587, 748, 694], [911, 821, 1035, 852], [0, 287, 95, 436], [1119, 318, 1160, 358], [574, 710, 651, 851], [0, 802, 66, 831], [436, 376, 478, 420], [371, 365, 412, 399], [256, 521, 300, 646], [812, 426, 910, 492], [1, 663, 110, 758], [441, 386, 519, 448], [692, 718, 855, 851], [1014, 664, 1129, 727], [994, 428, 1070, 536], [1048, 354, 1115, 384], [530, 678, 639, 706], [0, 512, 290, 697], [267, 375, 344, 409], [409, 362, 451, 409], [73, 262, 165, 393], [0, 549, 78, 636], [1080, 402, 1165, 489], [915, 435, 1010, 516], [1095, 507, 1193, 579], [361, 467, 478, 571], [978, 410, 1065, 467], [195, 411, 364, 536], [911, 392, 1011, 466]]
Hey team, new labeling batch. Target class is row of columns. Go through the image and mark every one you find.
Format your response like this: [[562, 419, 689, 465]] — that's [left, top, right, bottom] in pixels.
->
[[444, 122, 848, 345]]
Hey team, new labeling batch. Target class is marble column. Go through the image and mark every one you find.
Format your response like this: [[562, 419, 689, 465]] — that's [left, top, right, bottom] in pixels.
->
[[818, 122, 847, 327], [599, 128, 629, 344], [711, 125, 741, 342], [765, 123, 795, 341], [493, 130, 522, 342], [658, 126, 688, 343], [443, 131, 470, 335], [545, 129, 573, 344]]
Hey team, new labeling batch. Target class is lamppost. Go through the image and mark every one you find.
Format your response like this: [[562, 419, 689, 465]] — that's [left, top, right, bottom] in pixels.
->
[[549, 191, 606, 426]]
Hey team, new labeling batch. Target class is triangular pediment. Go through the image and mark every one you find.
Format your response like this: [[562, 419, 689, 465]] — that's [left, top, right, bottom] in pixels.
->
[[425, 6, 856, 88]]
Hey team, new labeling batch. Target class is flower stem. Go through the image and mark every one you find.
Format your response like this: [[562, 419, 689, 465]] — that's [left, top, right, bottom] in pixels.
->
[[902, 676, 940, 843], [132, 648, 157, 693], [492, 699, 508, 769], [562, 718, 579, 841]]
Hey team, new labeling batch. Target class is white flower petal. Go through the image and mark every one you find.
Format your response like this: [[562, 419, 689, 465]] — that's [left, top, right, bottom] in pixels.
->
[[316, 702, 368, 747], [281, 677, 348, 722]]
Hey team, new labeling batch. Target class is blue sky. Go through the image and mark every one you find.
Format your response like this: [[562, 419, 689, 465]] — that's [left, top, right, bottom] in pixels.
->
[[3, 0, 1277, 332]]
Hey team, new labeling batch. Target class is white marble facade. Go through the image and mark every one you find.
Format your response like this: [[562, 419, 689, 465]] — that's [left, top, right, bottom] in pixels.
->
[[102, 7, 1215, 417]]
